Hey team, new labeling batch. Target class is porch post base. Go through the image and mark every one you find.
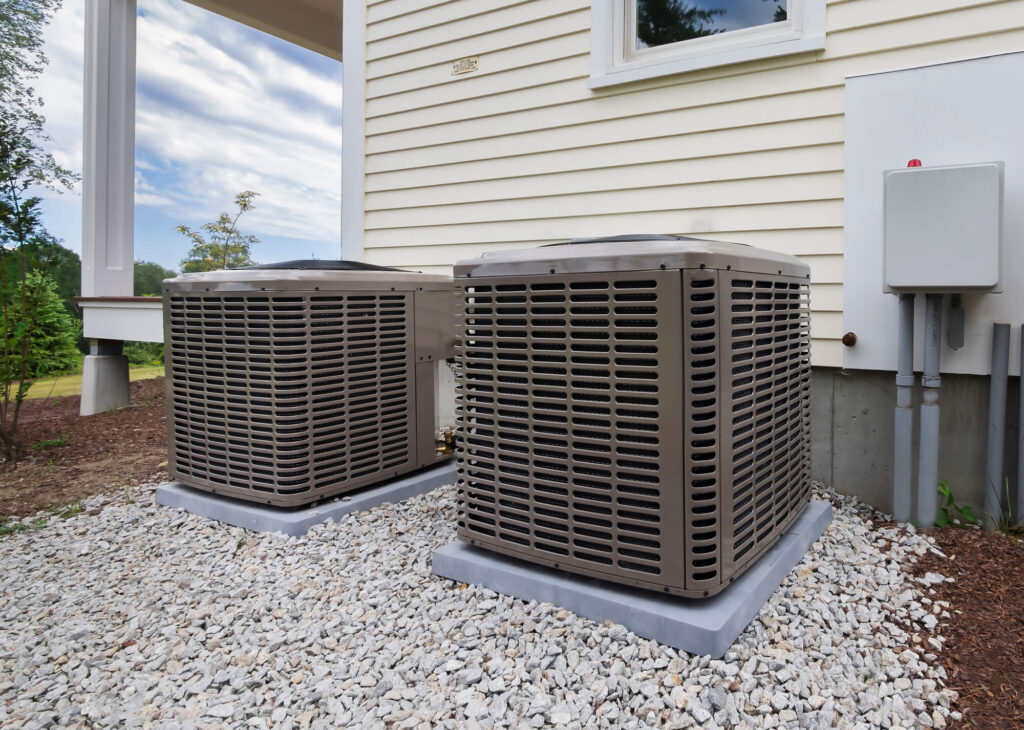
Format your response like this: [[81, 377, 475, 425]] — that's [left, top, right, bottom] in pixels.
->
[[80, 340, 130, 416]]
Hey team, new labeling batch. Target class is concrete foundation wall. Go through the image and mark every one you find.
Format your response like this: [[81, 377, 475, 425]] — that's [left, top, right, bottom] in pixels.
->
[[811, 368, 1021, 518]]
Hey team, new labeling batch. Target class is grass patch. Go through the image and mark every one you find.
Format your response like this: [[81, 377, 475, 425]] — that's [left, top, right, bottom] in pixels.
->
[[0, 516, 48, 536], [0, 499, 87, 538], [25, 364, 165, 400], [31, 435, 68, 450]]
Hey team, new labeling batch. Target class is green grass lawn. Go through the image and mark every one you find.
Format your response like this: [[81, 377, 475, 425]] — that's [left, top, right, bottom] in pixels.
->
[[25, 364, 165, 400]]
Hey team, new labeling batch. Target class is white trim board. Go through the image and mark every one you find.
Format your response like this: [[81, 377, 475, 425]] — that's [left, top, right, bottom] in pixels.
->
[[341, 0, 366, 262], [80, 299, 163, 343]]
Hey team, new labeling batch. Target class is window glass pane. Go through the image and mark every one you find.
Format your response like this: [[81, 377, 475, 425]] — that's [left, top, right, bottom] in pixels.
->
[[635, 0, 787, 49]]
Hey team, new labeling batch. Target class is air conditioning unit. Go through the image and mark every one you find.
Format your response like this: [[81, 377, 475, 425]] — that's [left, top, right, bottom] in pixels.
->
[[454, 236, 811, 597], [163, 260, 456, 507]]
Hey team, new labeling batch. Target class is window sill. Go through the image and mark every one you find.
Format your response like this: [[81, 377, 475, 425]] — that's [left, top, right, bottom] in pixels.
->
[[588, 34, 825, 90]]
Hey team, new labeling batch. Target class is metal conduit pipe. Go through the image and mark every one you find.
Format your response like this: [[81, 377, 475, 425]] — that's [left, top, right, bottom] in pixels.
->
[[985, 324, 1010, 528], [1018, 325, 1024, 525], [916, 293, 943, 527], [893, 293, 916, 523]]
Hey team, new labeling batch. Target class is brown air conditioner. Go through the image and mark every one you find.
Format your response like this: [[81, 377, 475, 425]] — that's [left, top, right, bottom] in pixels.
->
[[163, 260, 455, 507], [454, 236, 811, 598]]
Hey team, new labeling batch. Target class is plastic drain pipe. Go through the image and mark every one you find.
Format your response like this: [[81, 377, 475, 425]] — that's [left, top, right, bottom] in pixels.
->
[[984, 324, 1010, 528], [916, 294, 943, 527], [893, 293, 915, 523]]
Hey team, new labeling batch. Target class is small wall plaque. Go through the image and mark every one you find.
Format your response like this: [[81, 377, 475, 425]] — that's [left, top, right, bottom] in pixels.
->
[[451, 56, 479, 75]]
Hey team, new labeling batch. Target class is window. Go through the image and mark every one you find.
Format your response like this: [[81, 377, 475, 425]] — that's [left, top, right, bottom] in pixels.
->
[[589, 0, 825, 88]]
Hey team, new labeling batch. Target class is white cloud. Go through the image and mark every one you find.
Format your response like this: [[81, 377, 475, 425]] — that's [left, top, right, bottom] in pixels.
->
[[34, 0, 343, 252], [134, 0, 342, 243]]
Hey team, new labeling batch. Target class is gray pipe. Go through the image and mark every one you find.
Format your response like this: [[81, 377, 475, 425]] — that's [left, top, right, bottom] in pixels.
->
[[1018, 326, 1024, 525], [985, 324, 1010, 528], [893, 293, 915, 523], [916, 293, 943, 527]]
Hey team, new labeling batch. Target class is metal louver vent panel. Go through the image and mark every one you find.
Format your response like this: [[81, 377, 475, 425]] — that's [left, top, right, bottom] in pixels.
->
[[166, 292, 415, 506], [455, 262, 811, 598], [456, 272, 686, 593], [723, 274, 812, 578]]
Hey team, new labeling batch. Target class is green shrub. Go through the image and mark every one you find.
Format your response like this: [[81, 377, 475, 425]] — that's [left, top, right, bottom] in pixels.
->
[[123, 341, 163, 366], [2, 269, 79, 378]]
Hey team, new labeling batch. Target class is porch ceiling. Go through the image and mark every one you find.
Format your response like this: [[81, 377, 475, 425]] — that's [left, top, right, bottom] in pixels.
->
[[183, 0, 342, 60]]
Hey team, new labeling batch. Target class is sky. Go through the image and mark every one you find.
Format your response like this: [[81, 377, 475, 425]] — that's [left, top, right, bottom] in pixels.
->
[[34, 0, 343, 273]]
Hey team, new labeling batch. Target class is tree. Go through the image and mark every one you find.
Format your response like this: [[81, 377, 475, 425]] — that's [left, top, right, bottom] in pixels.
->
[[134, 260, 176, 296], [635, 0, 724, 48], [0, 270, 79, 459], [0, 1, 75, 204], [0, 234, 81, 316], [0, 0, 77, 461], [178, 191, 260, 272], [765, 0, 787, 22]]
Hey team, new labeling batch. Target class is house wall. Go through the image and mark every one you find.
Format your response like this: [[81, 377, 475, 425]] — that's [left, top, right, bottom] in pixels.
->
[[812, 369, 1021, 519], [358, 0, 1024, 368]]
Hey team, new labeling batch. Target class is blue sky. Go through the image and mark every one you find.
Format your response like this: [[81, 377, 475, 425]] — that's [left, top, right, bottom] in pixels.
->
[[35, 0, 343, 273]]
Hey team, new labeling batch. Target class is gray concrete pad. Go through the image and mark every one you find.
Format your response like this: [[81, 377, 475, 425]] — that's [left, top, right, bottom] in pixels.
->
[[156, 462, 456, 536], [432, 499, 832, 659]]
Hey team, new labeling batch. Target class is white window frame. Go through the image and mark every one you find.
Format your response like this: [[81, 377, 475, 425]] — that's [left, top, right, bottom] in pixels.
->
[[589, 0, 826, 88]]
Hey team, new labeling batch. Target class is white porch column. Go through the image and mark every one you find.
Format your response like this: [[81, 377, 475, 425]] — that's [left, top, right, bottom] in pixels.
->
[[341, 0, 365, 262], [82, 0, 136, 297], [81, 0, 136, 415]]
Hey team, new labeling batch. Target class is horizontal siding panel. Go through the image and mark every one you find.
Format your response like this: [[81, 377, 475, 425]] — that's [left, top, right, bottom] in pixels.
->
[[365, 62, 839, 143], [366, 86, 843, 159], [367, 0, 449, 24], [366, 144, 842, 210], [367, 55, 589, 119], [363, 200, 842, 247], [368, 0, 529, 43], [367, 32, 589, 100], [825, 0, 1007, 32], [365, 172, 842, 229], [810, 283, 843, 311], [822, 1, 1024, 59], [366, 1, 585, 63], [811, 311, 844, 339], [366, 116, 843, 188], [811, 339, 844, 368]]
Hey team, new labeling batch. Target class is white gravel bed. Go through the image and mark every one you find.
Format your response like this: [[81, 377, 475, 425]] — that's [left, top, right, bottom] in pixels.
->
[[0, 479, 957, 729]]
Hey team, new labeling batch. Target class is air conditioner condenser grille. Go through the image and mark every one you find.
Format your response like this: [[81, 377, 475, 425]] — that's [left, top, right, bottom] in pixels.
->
[[455, 272, 687, 591], [166, 292, 415, 504], [455, 265, 811, 598], [724, 275, 811, 577]]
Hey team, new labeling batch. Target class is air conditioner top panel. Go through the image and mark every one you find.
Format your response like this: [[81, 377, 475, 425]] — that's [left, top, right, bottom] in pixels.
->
[[238, 259, 400, 272], [453, 236, 809, 279], [164, 267, 453, 293]]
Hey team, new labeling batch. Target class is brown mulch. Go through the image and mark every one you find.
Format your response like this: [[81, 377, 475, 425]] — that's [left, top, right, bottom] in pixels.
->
[[912, 526, 1024, 729], [0, 378, 168, 517]]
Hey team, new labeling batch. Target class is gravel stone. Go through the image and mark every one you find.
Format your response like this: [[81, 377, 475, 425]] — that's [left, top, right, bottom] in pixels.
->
[[0, 479, 956, 728]]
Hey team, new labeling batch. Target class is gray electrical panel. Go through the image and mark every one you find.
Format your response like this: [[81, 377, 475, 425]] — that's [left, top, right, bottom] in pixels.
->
[[883, 162, 1003, 292]]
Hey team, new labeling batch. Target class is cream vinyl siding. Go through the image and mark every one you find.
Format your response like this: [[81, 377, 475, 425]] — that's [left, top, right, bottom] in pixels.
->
[[360, 0, 1024, 367]]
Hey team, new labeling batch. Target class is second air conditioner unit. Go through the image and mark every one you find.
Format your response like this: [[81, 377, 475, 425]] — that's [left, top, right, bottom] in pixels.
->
[[454, 236, 811, 598], [163, 260, 455, 507]]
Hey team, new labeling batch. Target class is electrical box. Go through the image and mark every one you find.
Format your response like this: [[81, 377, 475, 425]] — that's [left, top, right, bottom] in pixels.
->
[[883, 162, 1003, 292]]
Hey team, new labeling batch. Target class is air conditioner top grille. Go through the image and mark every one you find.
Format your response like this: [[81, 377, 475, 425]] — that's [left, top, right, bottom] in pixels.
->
[[164, 268, 452, 292], [238, 259, 401, 272], [454, 236, 808, 280]]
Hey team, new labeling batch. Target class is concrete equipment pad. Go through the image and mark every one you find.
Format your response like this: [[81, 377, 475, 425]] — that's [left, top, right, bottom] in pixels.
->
[[156, 462, 456, 536], [432, 499, 832, 658]]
